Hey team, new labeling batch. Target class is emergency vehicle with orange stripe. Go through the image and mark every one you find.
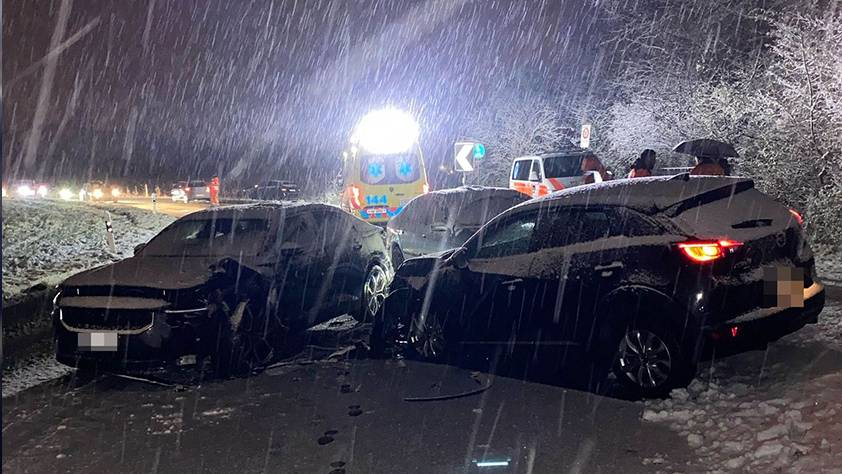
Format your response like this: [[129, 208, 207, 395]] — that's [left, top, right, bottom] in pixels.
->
[[509, 151, 607, 198]]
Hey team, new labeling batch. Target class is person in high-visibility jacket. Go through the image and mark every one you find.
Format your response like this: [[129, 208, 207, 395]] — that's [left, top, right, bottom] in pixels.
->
[[628, 149, 656, 178], [209, 176, 220, 206], [689, 156, 726, 176]]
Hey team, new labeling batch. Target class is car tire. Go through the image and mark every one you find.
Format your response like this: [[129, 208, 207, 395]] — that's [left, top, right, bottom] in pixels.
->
[[354, 263, 389, 324], [405, 311, 460, 363], [607, 314, 696, 398]]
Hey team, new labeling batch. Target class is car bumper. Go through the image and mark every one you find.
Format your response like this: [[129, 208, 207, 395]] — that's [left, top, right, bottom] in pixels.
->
[[54, 310, 204, 371], [708, 282, 824, 344]]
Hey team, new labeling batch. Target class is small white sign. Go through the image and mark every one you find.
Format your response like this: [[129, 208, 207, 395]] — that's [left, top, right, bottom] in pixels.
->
[[454, 141, 475, 172], [580, 124, 592, 149]]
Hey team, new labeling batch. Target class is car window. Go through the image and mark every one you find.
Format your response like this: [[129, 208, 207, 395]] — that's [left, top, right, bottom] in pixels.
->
[[543, 155, 585, 178], [473, 213, 537, 258], [361, 153, 420, 185], [539, 209, 614, 248], [511, 160, 531, 180], [612, 209, 662, 237], [142, 218, 269, 256]]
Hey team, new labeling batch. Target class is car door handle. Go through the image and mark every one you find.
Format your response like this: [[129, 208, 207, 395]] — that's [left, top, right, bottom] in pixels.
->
[[501, 278, 523, 290], [594, 261, 623, 276]]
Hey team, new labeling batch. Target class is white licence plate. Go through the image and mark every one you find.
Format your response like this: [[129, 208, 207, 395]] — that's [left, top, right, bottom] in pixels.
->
[[78, 332, 118, 352]]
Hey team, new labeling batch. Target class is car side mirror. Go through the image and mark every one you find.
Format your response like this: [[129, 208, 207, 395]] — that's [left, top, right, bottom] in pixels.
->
[[133, 243, 146, 255], [448, 247, 469, 270]]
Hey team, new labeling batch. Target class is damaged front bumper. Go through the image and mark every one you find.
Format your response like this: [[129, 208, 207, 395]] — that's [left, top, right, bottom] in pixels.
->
[[53, 297, 210, 371]]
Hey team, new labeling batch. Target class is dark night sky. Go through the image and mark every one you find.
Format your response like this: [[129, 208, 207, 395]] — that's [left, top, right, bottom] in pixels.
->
[[3, 0, 603, 189]]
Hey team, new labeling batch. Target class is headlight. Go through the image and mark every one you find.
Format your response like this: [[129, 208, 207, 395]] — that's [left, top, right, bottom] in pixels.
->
[[37, 185, 49, 197], [92, 189, 104, 199], [17, 185, 34, 197], [111, 188, 121, 197], [2, 187, 7, 197], [59, 188, 74, 200]]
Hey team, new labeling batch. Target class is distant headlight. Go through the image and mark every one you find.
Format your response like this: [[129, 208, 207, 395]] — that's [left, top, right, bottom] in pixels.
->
[[111, 188, 121, 197], [92, 188, 104, 199], [37, 185, 49, 197], [59, 188, 74, 200], [2, 187, 7, 197], [17, 185, 34, 197]]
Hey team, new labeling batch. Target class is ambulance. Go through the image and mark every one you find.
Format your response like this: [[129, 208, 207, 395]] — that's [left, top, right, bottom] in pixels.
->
[[340, 109, 430, 224], [509, 151, 607, 198]]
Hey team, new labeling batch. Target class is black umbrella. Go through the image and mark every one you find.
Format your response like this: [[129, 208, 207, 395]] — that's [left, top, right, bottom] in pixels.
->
[[672, 139, 739, 158]]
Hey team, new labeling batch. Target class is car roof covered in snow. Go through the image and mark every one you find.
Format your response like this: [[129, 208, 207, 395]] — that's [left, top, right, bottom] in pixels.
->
[[179, 201, 343, 221], [516, 174, 755, 215]]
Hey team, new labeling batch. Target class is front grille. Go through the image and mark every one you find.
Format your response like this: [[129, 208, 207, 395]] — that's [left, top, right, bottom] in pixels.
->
[[61, 307, 153, 332]]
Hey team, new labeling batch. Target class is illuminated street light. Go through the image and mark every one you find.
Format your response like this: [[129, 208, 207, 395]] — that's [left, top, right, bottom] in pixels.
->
[[350, 108, 419, 154]]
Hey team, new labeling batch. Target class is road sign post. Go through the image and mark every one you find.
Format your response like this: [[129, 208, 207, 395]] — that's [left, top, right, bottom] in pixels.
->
[[151, 192, 158, 214], [454, 141, 476, 172], [104, 211, 116, 254], [580, 124, 592, 149]]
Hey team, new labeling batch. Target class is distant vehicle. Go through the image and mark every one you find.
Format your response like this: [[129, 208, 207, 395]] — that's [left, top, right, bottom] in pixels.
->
[[9, 179, 49, 198], [340, 109, 430, 224], [246, 180, 300, 201], [53, 203, 391, 376], [170, 180, 210, 202], [386, 186, 528, 267], [510, 151, 607, 198], [374, 175, 824, 397], [80, 181, 120, 202]]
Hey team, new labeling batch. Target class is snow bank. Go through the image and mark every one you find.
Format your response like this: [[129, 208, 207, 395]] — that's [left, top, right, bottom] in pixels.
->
[[2, 199, 174, 304], [641, 302, 842, 472], [815, 249, 842, 284]]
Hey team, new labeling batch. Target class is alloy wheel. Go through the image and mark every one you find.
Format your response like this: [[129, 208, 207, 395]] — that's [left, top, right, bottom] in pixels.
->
[[616, 329, 672, 389], [364, 265, 389, 318], [409, 314, 446, 360]]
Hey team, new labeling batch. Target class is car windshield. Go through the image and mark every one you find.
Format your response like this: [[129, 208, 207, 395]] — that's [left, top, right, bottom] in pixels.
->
[[360, 152, 420, 185], [542, 155, 584, 178], [141, 218, 269, 257]]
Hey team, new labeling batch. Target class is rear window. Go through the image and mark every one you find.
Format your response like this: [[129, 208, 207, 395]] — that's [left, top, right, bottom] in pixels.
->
[[542, 155, 584, 178], [511, 160, 532, 180], [361, 153, 420, 185], [143, 218, 269, 257], [188, 181, 207, 188]]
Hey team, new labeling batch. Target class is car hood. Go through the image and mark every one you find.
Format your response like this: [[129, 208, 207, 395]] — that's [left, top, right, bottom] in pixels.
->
[[61, 256, 249, 290], [396, 248, 456, 278]]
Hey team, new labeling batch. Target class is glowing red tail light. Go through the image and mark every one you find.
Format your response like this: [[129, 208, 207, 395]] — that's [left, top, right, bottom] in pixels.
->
[[789, 208, 804, 226], [677, 240, 743, 263], [185, 187, 191, 192]]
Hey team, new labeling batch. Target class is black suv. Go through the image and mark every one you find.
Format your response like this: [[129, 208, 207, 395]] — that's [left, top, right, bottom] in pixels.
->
[[373, 175, 825, 397]]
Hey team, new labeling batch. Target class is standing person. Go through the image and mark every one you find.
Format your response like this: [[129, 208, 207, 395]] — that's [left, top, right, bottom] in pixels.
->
[[628, 149, 656, 178], [689, 156, 726, 176], [209, 176, 221, 206], [581, 153, 607, 183]]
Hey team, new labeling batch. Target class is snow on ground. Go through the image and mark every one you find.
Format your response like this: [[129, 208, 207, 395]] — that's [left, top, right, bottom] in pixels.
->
[[815, 248, 842, 285], [642, 301, 842, 473], [2, 198, 174, 304]]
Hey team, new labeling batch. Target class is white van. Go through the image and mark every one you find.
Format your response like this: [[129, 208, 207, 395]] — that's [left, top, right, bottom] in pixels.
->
[[509, 152, 606, 198]]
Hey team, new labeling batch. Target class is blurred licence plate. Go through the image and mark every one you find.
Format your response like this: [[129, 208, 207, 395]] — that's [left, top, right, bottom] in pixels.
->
[[78, 332, 118, 351]]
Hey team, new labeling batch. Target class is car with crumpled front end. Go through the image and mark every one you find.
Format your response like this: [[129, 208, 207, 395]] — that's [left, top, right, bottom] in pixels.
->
[[53, 202, 391, 374]]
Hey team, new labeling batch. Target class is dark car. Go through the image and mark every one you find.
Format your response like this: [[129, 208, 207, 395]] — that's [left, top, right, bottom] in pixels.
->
[[373, 175, 825, 397], [171, 180, 210, 202], [247, 180, 300, 201], [54, 203, 391, 375], [386, 186, 528, 267]]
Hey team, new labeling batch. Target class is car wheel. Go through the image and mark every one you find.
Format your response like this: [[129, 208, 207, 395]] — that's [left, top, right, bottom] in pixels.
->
[[611, 316, 695, 398], [355, 263, 389, 323], [407, 312, 451, 362]]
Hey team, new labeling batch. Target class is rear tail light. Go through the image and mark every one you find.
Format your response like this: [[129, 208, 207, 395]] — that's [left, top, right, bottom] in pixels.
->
[[206, 187, 211, 192], [185, 187, 191, 192], [789, 208, 804, 226], [677, 240, 743, 263]]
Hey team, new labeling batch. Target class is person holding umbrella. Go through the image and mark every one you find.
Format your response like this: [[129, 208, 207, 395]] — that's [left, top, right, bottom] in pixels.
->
[[673, 139, 737, 176], [628, 149, 657, 178]]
